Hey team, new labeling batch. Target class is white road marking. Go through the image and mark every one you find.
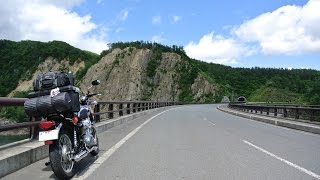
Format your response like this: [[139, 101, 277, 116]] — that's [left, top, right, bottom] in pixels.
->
[[74, 107, 179, 180], [243, 140, 320, 179], [204, 117, 215, 126]]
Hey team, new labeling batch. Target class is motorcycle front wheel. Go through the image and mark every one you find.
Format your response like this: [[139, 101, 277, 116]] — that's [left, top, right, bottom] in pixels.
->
[[90, 127, 99, 156], [49, 130, 75, 179]]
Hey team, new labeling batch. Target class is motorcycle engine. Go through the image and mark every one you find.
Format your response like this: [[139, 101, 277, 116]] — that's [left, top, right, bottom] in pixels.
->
[[81, 118, 94, 147]]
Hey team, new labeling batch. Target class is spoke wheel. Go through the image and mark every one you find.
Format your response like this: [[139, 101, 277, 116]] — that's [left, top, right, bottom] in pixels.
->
[[49, 130, 76, 179], [59, 134, 74, 173]]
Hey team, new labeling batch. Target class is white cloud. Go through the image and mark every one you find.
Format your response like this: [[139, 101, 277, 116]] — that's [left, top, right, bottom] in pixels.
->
[[41, 0, 84, 9], [184, 32, 254, 65], [234, 0, 320, 55], [97, 0, 103, 5], [151, 33, 166, 43], [152, 16, 162, 25], [172, 15, 182, 23], [118, 9, 129, 21], [115, 27, 124, 33], [0, 0, 108, 53]]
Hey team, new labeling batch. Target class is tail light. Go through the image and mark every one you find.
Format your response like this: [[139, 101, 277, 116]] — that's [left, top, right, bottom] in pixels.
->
[[39, 121, 56, 130], [72, 117, 79, 124]]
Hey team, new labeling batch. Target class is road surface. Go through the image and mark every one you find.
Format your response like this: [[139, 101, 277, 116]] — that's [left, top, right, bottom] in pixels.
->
[[3, 105, 320, 179]]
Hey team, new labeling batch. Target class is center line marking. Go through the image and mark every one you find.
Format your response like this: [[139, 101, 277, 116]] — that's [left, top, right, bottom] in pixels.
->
[[204, 118, 215, 126], [243, 140, 320, 179], [74, 107, 180, 180]]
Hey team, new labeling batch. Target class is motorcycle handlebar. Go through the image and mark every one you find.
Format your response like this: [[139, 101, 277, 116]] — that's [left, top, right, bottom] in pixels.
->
[[87, 93, 101, 98]]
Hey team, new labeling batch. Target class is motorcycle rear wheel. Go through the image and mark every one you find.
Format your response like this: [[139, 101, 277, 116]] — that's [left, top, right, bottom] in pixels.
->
[[49, 130, 75, 179]]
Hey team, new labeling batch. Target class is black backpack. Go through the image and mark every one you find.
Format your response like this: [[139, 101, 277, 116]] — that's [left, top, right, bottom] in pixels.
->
[[33, 71, 74, 91]]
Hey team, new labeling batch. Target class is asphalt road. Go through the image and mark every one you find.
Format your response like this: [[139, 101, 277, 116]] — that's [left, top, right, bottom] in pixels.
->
[[3, 105, 320, 180]]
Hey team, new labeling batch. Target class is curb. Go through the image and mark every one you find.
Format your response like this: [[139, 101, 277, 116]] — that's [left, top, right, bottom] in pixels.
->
[[217, 105, 320, 135], [0, 106, 172, 178]]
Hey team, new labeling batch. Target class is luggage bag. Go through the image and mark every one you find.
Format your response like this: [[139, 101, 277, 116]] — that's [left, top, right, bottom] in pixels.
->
[[24, 86, 80, 117]]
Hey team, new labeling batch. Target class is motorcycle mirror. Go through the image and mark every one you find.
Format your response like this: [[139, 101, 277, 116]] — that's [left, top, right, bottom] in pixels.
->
[[91, 80, 101, 86]]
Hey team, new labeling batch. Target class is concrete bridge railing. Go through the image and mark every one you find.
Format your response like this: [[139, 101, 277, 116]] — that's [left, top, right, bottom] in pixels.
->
[[228, 103, 320, 123], [0, 97, 187, 142]]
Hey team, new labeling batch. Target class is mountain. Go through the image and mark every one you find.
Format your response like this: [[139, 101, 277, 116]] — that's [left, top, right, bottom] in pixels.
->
[[1, 40, 320, 106]]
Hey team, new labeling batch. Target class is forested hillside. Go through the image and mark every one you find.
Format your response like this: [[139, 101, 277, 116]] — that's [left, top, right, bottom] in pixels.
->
[[0, 40, 99, 97], [192, 60, 320, 104]]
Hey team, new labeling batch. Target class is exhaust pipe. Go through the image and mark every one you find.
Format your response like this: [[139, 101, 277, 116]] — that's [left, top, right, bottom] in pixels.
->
[[72, 146, 98, 162], [73, 150, 88, 162]]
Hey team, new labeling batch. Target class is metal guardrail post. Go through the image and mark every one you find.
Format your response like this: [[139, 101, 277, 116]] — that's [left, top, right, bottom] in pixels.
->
[[119, 103, 123, 116], [133, 103, 136, 113], [30, 117, 39, 140], [127, 103, 131, 114], [108, 104, 114, 119], [274, 107, 277, 116], [295, 108, 299, 119], [284, 108, 287, 118], [94, 104, 100, 122]]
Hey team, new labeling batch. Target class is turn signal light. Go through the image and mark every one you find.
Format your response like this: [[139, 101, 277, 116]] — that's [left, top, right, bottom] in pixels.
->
[[72, 117, 79, 124], [39, 121, 56, 130]]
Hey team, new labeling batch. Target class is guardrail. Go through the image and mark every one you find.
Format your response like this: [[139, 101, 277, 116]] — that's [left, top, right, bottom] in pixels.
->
[[228, 103, 320, 122], [0, 97, 183, 142]]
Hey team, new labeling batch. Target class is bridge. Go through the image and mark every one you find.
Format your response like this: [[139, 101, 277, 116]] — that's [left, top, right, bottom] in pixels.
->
[[1, 99, 320, 179]]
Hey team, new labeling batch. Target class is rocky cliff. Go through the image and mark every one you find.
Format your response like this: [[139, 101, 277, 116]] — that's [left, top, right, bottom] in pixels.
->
[[8, 57, 85, 97], [80, 47, 217, 102]]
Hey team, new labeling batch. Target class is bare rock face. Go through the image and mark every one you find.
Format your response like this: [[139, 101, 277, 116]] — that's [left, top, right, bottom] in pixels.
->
[[81, 48, 217, 102], [81, 48, 151, 101], [8, 47, 218, 103], [8, 57, 84, 97], [151, 52, 181, 101], [191, 74, 216, 102]]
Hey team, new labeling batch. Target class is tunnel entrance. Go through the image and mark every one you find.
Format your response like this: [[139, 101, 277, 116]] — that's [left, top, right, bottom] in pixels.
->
[[237, 96, 247, 102]]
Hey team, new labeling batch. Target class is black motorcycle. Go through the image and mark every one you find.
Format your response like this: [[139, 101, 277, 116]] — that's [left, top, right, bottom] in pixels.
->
[[37, 80, 101, 179]]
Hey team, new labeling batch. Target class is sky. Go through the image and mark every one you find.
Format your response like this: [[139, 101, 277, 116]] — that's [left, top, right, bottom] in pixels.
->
[[0, 0, 319, 70]]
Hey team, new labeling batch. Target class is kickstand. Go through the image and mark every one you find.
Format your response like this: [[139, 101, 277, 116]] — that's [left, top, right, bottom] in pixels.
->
[[45, 161, 51, 166]]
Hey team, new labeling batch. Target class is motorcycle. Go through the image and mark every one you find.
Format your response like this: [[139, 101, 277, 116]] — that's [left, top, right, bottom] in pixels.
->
[[38, 80, 101, 179]]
